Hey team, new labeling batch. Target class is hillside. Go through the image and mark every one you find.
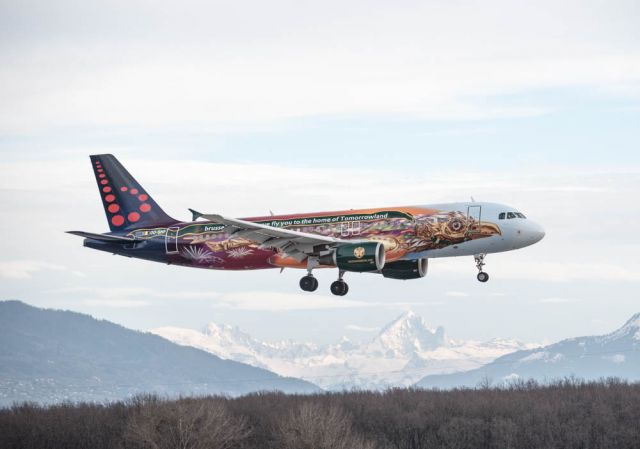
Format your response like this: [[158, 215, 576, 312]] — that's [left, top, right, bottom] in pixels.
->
[[416, 313, 640, 389], [0, 301, 318, 406]]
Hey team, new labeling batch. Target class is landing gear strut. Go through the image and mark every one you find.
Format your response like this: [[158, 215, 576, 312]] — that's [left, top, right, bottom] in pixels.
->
[[474, 254, 489, 283], [300, 257, 319, 292], [330, 270, 349, 296]]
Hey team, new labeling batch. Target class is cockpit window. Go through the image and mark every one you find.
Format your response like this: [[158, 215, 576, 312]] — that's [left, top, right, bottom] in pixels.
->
[[499, 211, 527, 219]]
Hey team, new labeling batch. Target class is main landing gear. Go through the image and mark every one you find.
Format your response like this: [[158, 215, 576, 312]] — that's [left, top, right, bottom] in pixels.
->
[[299, 264, 350, 296], [330, 270, 349, 296], [300, 257, 320, 292], [299, 274, 318, 292], [474, 253, 489, 283]]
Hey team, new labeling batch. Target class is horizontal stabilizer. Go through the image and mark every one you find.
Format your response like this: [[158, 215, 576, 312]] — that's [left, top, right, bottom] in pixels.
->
[[66, 231, 135, 243]]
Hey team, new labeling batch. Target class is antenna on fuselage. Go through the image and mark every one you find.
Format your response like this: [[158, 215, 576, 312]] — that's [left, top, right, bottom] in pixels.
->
[[470, 196, 476, 202]]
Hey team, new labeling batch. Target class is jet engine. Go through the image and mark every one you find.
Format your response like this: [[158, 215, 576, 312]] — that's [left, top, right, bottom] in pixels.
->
[[320, 242, 386, 272], [381, 258, 428, 280]]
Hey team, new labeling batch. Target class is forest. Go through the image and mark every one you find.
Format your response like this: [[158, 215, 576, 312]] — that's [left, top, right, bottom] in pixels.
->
[[1, 378, 638, 449]]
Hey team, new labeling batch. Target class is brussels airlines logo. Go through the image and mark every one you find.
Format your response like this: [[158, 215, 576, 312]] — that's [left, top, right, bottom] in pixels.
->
[[353, 247, 366, 259]]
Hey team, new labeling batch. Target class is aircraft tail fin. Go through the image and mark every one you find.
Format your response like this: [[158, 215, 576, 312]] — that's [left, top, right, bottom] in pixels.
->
[[90, 154, 176, 232]]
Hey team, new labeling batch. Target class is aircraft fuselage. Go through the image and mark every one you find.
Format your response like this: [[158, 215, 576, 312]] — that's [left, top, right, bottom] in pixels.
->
[[84, 202, 544, 270]]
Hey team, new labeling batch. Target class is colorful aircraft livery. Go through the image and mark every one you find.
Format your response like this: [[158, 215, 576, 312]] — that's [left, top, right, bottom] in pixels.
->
[[68, 155, 545, 296]]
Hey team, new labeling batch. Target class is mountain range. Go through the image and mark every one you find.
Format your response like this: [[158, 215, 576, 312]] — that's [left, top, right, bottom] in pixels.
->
[[0, 301, 318, 407], [416, 313, 640, 388], [152, 311, 537, 390]]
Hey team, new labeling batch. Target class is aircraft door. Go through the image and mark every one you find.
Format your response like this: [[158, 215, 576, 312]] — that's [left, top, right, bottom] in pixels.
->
[[165, 226, 180, 254], [467, 205, 481, 234]]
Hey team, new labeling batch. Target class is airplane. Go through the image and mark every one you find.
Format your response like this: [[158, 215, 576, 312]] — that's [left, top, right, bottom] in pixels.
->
[[68, 154, 545, 296]]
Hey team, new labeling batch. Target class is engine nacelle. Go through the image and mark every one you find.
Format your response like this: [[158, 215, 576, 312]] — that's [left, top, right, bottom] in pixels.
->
[[381, 258, 428, 280], [327, 242, 386, 273]]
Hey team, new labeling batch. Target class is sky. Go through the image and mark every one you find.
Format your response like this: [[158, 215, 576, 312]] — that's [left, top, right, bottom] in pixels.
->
[[1, 0, 639, 346]]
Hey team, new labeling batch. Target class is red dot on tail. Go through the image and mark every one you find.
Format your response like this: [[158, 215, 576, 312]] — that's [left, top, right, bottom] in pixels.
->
[[138, 194, 148, 201], [108, 204, 120, 213], [105, 194, 115, 203], [128, 212, 140, 222], [140, 203, 151, 212], [102, 186, 112, 193], [97, 169, 103, 173], [99, 173, 106, 178], [120, 186, 128, 192], [100, 179, 109, 185], [130, 188, 139, 195], [95, 161, 100, 165], [111, 215, 125, 226]]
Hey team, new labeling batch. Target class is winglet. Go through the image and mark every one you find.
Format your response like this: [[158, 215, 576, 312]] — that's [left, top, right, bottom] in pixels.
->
[[189, 208, 203, 221]]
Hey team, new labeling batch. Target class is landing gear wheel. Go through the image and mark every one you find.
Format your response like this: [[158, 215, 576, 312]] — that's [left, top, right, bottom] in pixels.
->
[[330, 280, 349, 296], [477, 272, 489, 283], [300, 275, 319, 292]]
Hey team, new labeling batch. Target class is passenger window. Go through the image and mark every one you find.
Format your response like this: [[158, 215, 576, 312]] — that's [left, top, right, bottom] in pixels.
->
[[499, 213, 505, 220], [507, 212, 516, 219]]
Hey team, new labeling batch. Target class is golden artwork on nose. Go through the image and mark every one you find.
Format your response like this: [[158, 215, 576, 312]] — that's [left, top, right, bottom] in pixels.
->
[[353, 247, 366, 259]]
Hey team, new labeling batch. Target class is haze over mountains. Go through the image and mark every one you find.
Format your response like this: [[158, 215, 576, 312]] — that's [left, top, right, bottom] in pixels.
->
[[416, 313, 640, 388], [153, 311, 537, 389], [0, 301, 318, 407], [2, 300, 638, 407]]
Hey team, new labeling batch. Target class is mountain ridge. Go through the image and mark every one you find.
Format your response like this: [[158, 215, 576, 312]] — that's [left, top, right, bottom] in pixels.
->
[[0, 300, 319, 406], [415, 312, 640, 389], [153, 309, 536, 389]]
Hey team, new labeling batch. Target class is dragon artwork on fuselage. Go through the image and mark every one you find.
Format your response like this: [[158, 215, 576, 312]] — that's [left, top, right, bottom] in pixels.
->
[[126, 207, 502, 270]]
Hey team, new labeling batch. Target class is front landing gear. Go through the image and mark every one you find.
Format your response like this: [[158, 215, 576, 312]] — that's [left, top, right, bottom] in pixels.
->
[[300, 275, 319, 292], [474, 254, 489, 283], [330, 270, 349, 296]]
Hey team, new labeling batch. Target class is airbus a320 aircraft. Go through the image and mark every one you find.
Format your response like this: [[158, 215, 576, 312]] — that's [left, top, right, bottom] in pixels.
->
[[68, 155, 545, 296]]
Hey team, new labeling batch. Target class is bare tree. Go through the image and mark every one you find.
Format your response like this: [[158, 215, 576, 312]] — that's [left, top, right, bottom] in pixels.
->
[[276, 401, 375, 449], [125, 396, 249, 449]]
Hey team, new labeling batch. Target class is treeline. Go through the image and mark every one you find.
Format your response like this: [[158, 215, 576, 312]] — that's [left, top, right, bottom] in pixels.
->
[[1, 378, 639, 449]]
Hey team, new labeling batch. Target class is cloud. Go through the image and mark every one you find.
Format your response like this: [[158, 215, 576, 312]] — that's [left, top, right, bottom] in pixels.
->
[[0, 260, 71, 280], [445, 291, 469, 297], [53, 285, 401, 311], [83, 299, 150, 308], [211, 291, 378, 311], [435, 259, 640, 283], [54, 286, 221, 301], [345, 324, 379, 332], [539, 297, 580, 304], [1, 0, 640, 132]]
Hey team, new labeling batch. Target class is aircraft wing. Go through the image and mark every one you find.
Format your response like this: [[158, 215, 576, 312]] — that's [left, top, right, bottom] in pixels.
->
[[66, 231, 135, 243], [196, 212, 361, 261]]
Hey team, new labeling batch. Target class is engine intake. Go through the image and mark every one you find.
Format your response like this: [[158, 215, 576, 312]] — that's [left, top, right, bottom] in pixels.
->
[[381, 258, 428, 280], [327, 242, 386, 273]]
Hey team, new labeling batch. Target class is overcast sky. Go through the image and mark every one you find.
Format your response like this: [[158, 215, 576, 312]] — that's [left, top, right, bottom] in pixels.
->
[[1, 0, 639, 346]]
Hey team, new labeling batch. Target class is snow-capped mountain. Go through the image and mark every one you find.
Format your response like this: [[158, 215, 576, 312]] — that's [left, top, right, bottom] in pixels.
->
[[152, 311, 536, 390], [415, 313, 640, 389]]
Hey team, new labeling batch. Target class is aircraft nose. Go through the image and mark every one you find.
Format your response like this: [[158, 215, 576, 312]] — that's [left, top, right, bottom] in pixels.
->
[[525, 221, 545, 245]]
